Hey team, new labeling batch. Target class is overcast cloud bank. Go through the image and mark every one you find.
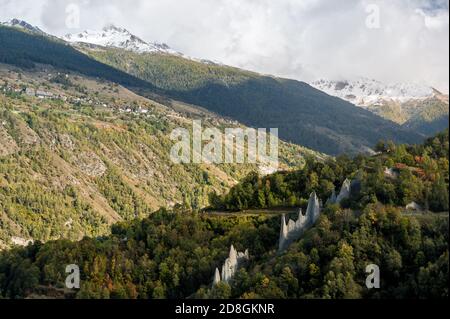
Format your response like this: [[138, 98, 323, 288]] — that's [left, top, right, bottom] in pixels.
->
[[0, 0, 448, 92]]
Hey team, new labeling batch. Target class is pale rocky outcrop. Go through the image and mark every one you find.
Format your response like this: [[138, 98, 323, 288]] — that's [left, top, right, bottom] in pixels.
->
[[213, 268, 221, 286], [76, 152, 107, 177], [406, 202, 423, 211], [213, 245, 249, 286], [11, 236, 34, 247], [0, 126, 19, 157], [336, 179, 351, 204], [16, 121, 40, 146], [278, 192, 321, 252], [327, 179, 354, 205], [59, 134, 75, 151], [384, 167, 399, 179]]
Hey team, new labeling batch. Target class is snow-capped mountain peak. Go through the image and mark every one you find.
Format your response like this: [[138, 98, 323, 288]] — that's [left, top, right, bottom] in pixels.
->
[[1, 18, 44, 34], [311, 78, 436, 106], [63, 25, 179, 55]]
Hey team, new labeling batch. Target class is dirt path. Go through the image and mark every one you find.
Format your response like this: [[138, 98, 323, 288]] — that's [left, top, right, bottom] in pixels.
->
[[205, 207, 449, 219], [204, 207, 300, 217]]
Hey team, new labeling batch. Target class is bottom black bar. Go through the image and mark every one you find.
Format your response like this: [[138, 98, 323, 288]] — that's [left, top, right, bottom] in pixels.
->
[[0, 299, 447, 318]]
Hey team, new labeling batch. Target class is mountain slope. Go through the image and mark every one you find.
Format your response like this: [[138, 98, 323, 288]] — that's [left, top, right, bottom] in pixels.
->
[[312, 78, 436, 107], [0, 25, 156, 89], [1, 19, 46, 35], [1, 24, 424, 155], [0, 131, 447, 299], [403, 94, 450, 135], [63, 25, 180, 55], [80, 45, 424, 155], [0, 62, 315, 247], [312, 78, 449, 135]]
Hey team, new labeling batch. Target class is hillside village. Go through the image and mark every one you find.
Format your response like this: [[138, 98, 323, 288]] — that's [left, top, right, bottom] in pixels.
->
[[0, 71, 151, 114], [0, 65, 251, 128]]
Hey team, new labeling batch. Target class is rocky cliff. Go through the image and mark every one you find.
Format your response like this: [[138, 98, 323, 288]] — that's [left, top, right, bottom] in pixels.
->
[[213, 245, 249, 285], [278, 192, 321, 252]]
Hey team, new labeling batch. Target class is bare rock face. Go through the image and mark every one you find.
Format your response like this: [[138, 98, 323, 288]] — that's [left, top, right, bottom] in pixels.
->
[[306, 192, 321, 224], [328, 178, 361, 206], [213, 268, 221, 286], [0, 125, 19, 157], [17, 122, 40, 146], [11, 236, 34, 247], [279, 192, 322, 252], [213, 245, 249, 286], [76, 152, 107, 177], [58, 134, 75, 151], [384, 167, 399, 179], [336, 179, 351, 204]]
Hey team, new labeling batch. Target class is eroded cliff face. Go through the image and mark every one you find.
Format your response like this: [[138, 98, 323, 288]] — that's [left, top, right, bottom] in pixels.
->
[[0, 125, 19, 157], [336, 179, 351, 204], [328, 178, 361, 205], [213, 245, 249, 285], [278, 178, 364, 252], [279, 192, 321, 252]]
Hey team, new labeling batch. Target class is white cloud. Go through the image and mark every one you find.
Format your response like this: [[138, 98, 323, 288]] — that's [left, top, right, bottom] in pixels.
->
[[0, 0, 448, 92]]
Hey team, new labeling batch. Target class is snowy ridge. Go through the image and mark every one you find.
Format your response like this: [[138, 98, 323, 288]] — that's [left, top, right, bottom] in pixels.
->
[[1, 19, 45, 34], [63, 25, 181, 55], [3, 19, 225, 65], [311, 78, 436, 106]]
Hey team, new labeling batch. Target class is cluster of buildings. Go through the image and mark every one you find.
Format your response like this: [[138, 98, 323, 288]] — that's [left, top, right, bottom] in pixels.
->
[[0, 83, 61, 100], [25, 87, 55, 99], [0, 83, 23, 94], [1, 83, 157, 119]]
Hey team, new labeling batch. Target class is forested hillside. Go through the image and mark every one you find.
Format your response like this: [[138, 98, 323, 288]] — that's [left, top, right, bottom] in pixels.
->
[[0, 25, 424, 156], [0, 132, 447, 299], [0, 64, 313, 247], [212, 130, 449, 212], [0, 26, 153, 90], [83, 47, 425, 155], [0, 196, 447, 299], [403, 95, 450, 136]]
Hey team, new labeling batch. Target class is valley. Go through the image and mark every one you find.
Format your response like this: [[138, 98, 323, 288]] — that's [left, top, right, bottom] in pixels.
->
[[0, 22, 430, 156], [0, 62, 316, 247], [0, 17, 448, 301]]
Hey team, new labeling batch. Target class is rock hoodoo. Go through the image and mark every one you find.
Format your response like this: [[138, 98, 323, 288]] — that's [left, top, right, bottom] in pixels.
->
[[336, 179, 351, 204], [278, 192, 321, 252], [213, 268, 221, 286], [213, 245, 249, 286], [328, 178, 357, 205]]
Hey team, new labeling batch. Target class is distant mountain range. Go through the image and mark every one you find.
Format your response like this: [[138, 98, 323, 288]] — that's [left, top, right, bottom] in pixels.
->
[[1, 19, 440, 155], [1, 18, 45, 34], [312, 78, 449, 135], [63, 25, 180, 55], [311, 78, 437, 107]]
